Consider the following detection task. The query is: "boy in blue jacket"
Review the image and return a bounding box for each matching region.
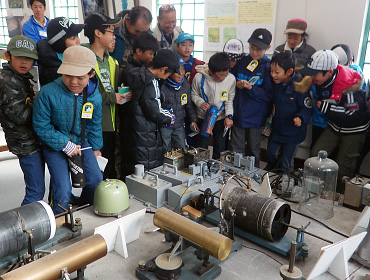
[231,28,273,167]
[267,52,313,171]
[33,45,103,214]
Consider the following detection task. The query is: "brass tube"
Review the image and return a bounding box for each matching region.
[153,207,232,261]
[1,234,107,280]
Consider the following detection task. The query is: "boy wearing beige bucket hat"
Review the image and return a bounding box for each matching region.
[33,45,103,214]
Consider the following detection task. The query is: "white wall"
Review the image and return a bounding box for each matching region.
[4,0,368,63]
[202,0,368,63]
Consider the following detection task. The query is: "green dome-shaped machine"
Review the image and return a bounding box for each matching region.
[94,179,130,217]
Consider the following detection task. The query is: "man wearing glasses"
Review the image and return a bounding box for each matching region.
[152,4,183,51]
[111,6,153,73]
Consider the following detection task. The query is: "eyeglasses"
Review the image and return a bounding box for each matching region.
[213,71,229,80]
[105,30,115,35]
[249,45,264,53]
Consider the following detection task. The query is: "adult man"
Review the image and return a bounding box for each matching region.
[111,6,152,73]
[22,0,50,43]
[152,4,183,50]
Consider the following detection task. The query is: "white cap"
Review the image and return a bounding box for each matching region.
[299,50,339,76]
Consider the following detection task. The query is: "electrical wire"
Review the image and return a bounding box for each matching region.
[344,264,366,280]
[291,209,349,238]
[242,245,283,266]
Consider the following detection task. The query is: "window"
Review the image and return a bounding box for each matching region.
[157,0,204,61]
[359,3,370,82]
[53,0,79,23]
[0,0,9,45]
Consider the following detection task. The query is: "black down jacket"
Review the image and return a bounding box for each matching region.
[37,38,62,86]
[120,66,172,177]
[0,64,40,156]
[160,78,198,129]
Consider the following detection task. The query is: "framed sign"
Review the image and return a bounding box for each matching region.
[81,0,107,19]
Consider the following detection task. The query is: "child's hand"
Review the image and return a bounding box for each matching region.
[294,117,302,127]
[125,91,132,101]
[70,145,82,157]
[224,117,233,128]
[201,102,211,111]
[93,150,102,158]
[115,92,123,104]
[236,80,252,90]
[190,122,199,132]
[316,101,322,109]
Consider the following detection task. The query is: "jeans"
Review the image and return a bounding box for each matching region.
[160,126,186,151]
[42,142,103,214]
[267,140,298,172]
[18,150,45,206]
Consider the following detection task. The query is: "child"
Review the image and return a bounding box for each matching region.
[192,52,235,159]
[300,50,369,193]
[120,31,159,87]
[120,49,179,177]
[176,33,204,85]
[84,12,123,179]
[160,56,198,151]
[223,38,244,69]
[273,19,316,69]
[37,17,84,86]
[0,35,45,206]
[267,52,312,171]
[231,28,273,167]
[33,45,103,214]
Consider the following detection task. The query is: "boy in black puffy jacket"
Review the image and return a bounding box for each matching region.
[160,56,198,151]
[120,49,179,177]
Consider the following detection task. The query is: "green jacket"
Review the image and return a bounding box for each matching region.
[84,44,119,132]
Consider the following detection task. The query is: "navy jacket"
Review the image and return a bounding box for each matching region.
[271,73,313,144]
[232,54,273,128]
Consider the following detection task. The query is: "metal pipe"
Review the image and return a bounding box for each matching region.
[288,241,297,273]
[153,207,232,261]
[0,234,107,280]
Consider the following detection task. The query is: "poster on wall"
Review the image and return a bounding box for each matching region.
[8,0,23,8]
[6,16,25,38]
[204,0,277,53]
[81,0,107,19]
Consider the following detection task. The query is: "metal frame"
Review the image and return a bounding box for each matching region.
[0,1,9,45]
[53,0,80,23]
[359,1,370,70]
[156,0,204,60]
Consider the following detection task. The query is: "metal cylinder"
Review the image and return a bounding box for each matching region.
[0,201,56,259]
[223,187,291,241]
[0,234,107,280]
[134,164,145,178]
[153,207,232,261]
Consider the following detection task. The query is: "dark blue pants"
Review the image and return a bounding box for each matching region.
[267,139,298,172]
[42,142,102,214]
[18,150,45,205]
[196,119,227,160]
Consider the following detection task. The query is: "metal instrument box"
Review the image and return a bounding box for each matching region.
[164,150,184,170]
[125,171,173,208]
[151,163,196,186]
[167,177,219,212]
[343,176,370,209]
[184,147,210,168]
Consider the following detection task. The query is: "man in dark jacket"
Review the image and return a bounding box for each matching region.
[301,50,370,193]
[0,35,45,206]
[111,6,152,73]
[120,49,179,177]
